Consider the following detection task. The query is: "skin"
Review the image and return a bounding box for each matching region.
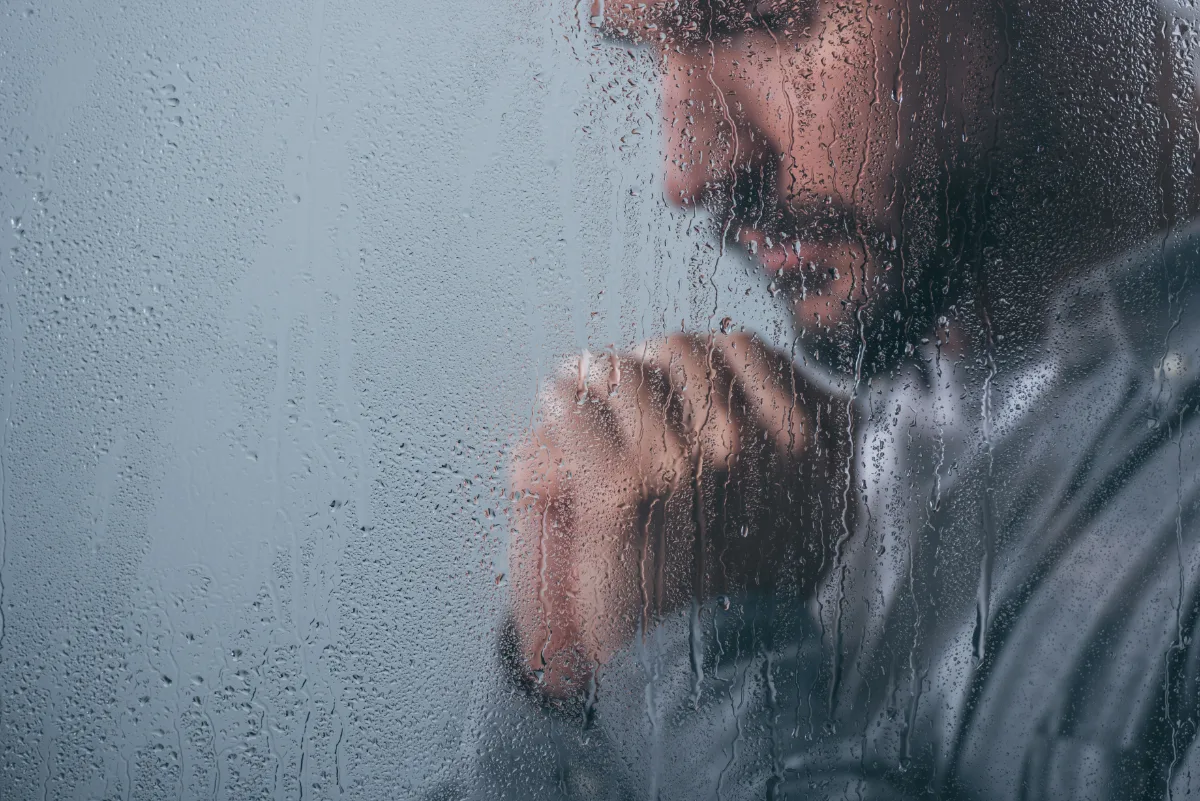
[510,332,847,694]
[508,0,1195,696]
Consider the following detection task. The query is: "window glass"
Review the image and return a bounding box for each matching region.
[4,1,1200,799]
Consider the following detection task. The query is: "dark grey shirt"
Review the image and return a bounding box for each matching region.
[430,225,1200,800]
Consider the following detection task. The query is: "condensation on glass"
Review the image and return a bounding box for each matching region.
[3,0,1200,799]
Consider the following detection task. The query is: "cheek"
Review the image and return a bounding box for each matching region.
[738,30,900,211]
[660,51,738,204]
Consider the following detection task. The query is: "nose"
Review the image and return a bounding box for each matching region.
[659,47,734,207]
[584,2,790,208]
[656,38,792,210]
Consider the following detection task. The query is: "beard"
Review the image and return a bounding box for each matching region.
[689,0,1186,379]
[708,160,958,378]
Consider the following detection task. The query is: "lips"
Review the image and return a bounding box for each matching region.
[736,228,803,271]
[735,226,848,274]
[720,174,860,275]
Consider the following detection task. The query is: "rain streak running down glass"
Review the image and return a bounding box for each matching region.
[5,1,1200,799]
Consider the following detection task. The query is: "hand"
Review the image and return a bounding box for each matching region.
[509,332,843,696]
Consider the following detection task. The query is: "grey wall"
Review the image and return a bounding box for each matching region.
[0,0,785,798]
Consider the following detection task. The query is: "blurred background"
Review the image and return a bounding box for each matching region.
[0,0,789,796]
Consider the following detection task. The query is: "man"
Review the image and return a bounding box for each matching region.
[432,1,1200,798]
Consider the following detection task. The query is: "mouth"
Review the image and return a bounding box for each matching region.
[731,207,862,286]
[728,203,896,311]
[715,168,858,269]
[708,164,895,302]
[735,228,804,271]
[734,227,851,275]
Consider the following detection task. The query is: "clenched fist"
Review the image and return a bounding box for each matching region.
[509,332,848,696]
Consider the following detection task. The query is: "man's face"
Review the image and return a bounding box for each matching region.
[597,0,1176,353]
[599,0,977,329]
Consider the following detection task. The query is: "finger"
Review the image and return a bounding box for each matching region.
[647,333,743,469]
[718,333,808,459]
[510,369,653,691]
[583,346,689,497]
